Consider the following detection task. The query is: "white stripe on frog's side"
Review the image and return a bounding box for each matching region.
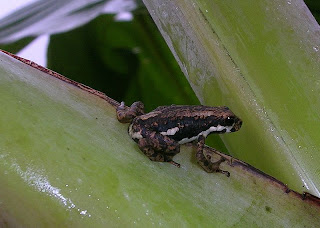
[129,123,143,139]
[160,127,180,136]
[129,125,181,140]
[129,123,234,142]
[178,124,234,144]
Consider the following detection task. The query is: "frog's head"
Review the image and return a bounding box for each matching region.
[198,106,242,135]
[226,115,242,132]
[211,106,242,133]
[222,107,242,132]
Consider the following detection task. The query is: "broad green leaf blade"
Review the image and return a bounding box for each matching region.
[0,0,139,44]
[142,0,320,196]
[1,51,320,227]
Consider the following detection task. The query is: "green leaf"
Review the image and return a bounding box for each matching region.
[1,50,320,227]
[142,0,320,196]
[47,14,199,110]
[0,37,35,54]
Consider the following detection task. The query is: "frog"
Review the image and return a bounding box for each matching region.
[116,101,242,176]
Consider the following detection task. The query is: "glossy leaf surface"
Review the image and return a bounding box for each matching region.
[143,0,320,196]
[0,51,319,227]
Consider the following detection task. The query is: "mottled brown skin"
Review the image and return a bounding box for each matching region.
[116,101,145,123]
[116,101,242,175]
[196,135,230,176]
[137,132,180,167]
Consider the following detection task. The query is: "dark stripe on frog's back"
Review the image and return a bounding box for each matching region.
[159,116,226,141]
[135,108,228,141]
[152,105,231,119]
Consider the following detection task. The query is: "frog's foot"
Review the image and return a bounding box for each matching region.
[169,160,181,168]
[196,135,230,177]
[207,156,230,177]
[116,101,145,123]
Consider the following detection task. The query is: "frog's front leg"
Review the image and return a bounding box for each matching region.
[116,101,145,123]
[196,135,230,177]
[138,132,181,167]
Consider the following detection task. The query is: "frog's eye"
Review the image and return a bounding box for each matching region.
[225,116,234,126]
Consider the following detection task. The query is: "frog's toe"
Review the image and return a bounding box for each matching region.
[218,169,230,177]
[145,150,166,162]
[168,160,181,168]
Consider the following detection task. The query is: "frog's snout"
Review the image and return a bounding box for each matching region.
[231,117,242,132]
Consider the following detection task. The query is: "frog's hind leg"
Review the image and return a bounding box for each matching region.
[139,147,180,168]
[116,101,145,123]
[137,133,181,167]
